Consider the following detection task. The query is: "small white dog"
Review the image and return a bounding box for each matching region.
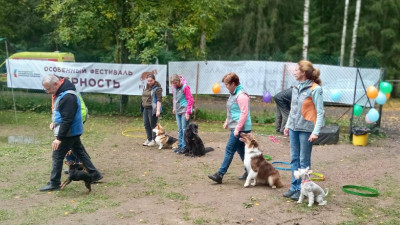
[294,167,328,207]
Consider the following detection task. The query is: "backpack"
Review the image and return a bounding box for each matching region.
[65,90,89,123]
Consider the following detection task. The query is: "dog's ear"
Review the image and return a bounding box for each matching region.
[251,139,258,148]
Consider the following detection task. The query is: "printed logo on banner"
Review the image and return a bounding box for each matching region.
[14,69,17,78]
[139,70,158,90]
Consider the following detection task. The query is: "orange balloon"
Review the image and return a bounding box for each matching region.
[212,83,221,94]
[366,86,378,99]
[385,93,390,100]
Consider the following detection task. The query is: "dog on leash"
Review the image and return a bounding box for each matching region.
[294,167,329,207]
[239,133,283,188]
[153,123,178,150]
[184,123,214,157]
[60,161,92,194]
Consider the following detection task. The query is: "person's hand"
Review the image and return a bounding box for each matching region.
[234,130,239,137]
[308,134,318,142]
[49,122,54,130]
[156,110,160,117]
[284,128,289,136]
[223,122,228,129]
[52,139,61,151]
[185,113,190,121]
[172,109,176,115]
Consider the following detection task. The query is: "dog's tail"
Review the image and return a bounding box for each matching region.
[205,147,214,153]
[325,188,329,197]
[272,176,284,188]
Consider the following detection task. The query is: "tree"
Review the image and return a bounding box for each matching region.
[340,0,350,66]
[349,0,362,67]
[302,0,310,60]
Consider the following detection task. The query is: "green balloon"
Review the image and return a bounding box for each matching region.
[379,81,392,94]
[353,104,363,116]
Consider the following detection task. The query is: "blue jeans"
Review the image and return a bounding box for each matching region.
[176,114,190,149]
[289,129,313,191]
[218,130,250,175]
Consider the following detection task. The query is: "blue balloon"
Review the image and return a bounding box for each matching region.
[367,108,380,122]
[375,91,387,105]
[330,90,341,101]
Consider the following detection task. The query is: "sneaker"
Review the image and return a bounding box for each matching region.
[177,148,188,155]
[143,140,150,146]
[208,172,223,184]
[283,189,297,198]
[173,148,180,153]
[175,148,183,154]
[64,168,69,174]
[290,191,301,201]
[147,140,155,146]
[39,182,60,192]
[238,171,248,180]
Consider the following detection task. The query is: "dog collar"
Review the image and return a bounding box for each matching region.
[302,180,311,183]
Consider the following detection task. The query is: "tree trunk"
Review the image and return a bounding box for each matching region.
[118,0,130,113]
[302,0,310,60]
[200,31,206,51]
[340,0,349,66]
[349,0,362,67]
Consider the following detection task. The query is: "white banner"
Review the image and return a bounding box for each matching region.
[6,59,167,96]
[168,61,382,105]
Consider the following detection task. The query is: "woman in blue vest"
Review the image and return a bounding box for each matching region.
[283,60,324,200]
[170,74,194,154]
[208,72,252,184]
[142,74,163,146]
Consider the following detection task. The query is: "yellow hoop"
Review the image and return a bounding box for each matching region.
[121,129,146,138]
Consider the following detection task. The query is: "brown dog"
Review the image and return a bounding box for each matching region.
[152,123,178,149]
[239,133,283,188]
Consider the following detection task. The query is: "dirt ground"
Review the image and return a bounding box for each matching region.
[2,100,400,225]
[53,126,399,225]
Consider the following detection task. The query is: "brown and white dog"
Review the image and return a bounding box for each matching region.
[239,133,283,188]
[152,123,178,150]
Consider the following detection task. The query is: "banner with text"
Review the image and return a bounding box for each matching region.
[6,59,167,96]
[168,61,382,105]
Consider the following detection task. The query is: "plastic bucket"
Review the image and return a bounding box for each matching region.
[353,133,368,146]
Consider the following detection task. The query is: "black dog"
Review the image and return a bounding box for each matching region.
[184,123,214,157]
[60,161,92,194]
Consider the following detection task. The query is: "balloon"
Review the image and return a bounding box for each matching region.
[365,115,373,124]
[330,90,341,101]
[385,93,390,100]
[366,86,378,99]
[367,108,379,122]
[212,83,221,94]
[375,91,387,105]
[353,104,363,116]
[263,91,272,103]
[379,81,392,94]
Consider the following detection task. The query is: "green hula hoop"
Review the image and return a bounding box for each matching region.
[263,154,272,161]
[342,185,379,197]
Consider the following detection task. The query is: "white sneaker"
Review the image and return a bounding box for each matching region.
[143,140,150,146]
[147,140,155,146]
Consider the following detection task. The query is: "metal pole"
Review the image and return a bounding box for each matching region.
[194,63,199,120]
[3,38,18,123]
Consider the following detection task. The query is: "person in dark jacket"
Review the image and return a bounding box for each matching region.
[273,87,292,134]
[40,75,103,192]
[141,74,163,147]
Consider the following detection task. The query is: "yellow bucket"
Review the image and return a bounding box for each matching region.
[352,133,368,146]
